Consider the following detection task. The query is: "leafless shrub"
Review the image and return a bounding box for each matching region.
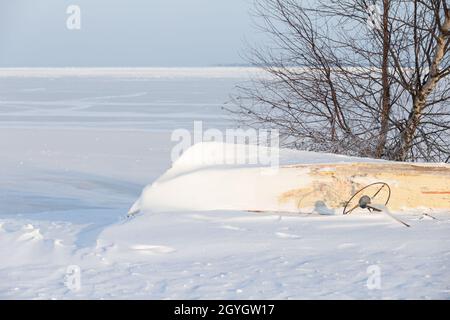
[229,0,450,162]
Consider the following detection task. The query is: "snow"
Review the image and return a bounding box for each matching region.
[0,69,449,299]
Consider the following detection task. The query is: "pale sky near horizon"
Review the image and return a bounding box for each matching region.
[0,0,262,67]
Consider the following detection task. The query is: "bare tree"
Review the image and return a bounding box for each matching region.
[230,0,450,162]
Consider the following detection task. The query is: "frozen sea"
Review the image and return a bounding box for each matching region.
[0,68,245,220]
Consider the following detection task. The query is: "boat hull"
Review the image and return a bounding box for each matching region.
[279,162,450,212]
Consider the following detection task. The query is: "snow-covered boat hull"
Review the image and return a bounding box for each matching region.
[130,143,450,214]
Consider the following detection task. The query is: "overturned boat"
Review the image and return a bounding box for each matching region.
[129,142,450,215]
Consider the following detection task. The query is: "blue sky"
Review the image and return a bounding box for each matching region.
[0,0,260,67]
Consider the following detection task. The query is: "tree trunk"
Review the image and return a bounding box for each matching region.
[375,0,391,158]
[396,11,450,161]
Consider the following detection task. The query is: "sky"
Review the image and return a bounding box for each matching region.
[0,0,260,67]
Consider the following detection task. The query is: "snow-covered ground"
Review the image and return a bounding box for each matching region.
[0,68,449,299]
